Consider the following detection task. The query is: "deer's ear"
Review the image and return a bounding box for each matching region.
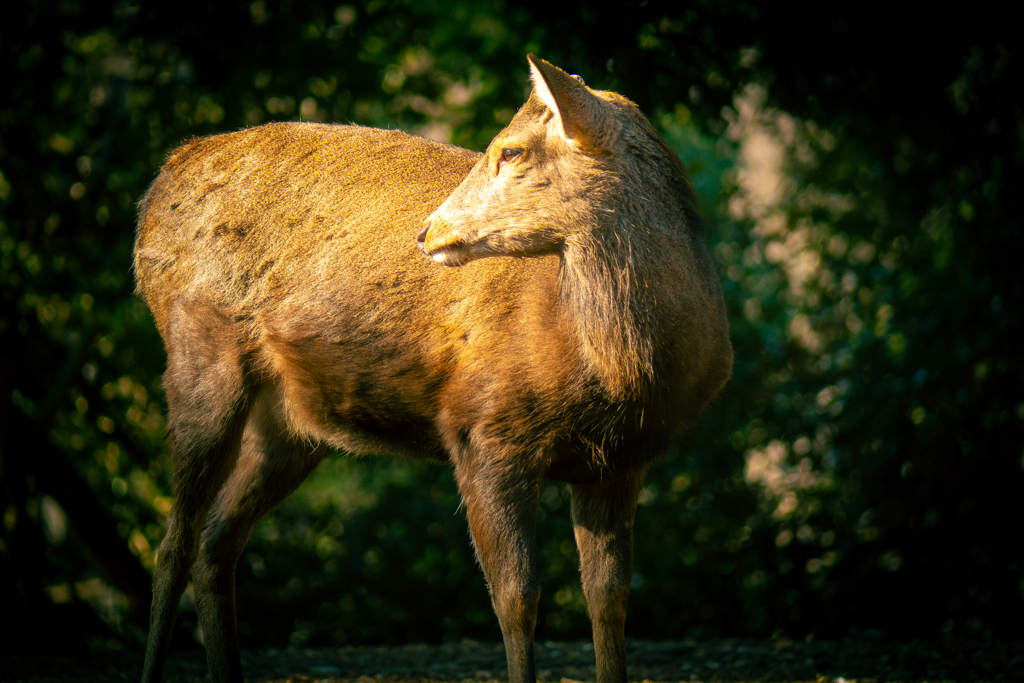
[528,54,614,150]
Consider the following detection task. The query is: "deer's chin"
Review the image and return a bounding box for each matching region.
[426,235,508,266]
[427,244,474,267]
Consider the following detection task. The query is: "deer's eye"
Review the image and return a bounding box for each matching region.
[500,148,523,164]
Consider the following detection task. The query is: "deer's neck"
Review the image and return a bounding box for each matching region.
[560,218,656,399]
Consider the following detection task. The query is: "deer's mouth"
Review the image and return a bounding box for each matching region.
[426,242,473,267]
[417,222,477,267]
[418,232,473,267]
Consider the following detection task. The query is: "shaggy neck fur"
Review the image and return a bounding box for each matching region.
[559,207,657,400]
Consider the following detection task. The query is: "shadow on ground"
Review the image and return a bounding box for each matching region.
[3,638,1022,682]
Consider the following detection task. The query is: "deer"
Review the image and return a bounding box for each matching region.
[133,54,732,683]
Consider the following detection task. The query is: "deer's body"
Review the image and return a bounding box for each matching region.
[135,57,731,683]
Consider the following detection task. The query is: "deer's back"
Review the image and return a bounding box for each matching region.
[135,124,485,333]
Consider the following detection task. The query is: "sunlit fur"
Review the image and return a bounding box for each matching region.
[134,56,731,683]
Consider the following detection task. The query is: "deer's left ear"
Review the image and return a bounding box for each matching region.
[528,54,616,150]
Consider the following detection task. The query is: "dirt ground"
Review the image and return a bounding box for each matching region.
[3,637,1022,682]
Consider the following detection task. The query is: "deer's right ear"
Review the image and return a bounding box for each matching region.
[527,54,615,150]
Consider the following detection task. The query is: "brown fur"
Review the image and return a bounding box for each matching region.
[135,56,731,683]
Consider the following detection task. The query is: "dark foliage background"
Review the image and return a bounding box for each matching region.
[1,0,1021,655]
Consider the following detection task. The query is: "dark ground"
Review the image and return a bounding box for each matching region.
[3,638,1023,682]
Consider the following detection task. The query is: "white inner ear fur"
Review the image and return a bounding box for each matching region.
[529,60,566,140]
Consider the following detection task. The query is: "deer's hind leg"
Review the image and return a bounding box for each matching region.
[142,302,253,683]
[191,384,326,683]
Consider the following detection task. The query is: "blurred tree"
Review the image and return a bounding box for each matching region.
[1,0,1020,654]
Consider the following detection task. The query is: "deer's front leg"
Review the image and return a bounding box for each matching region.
[570,467,647,683]
[456,458,542,683]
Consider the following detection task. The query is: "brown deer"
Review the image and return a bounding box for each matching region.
[134,55,731,683]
